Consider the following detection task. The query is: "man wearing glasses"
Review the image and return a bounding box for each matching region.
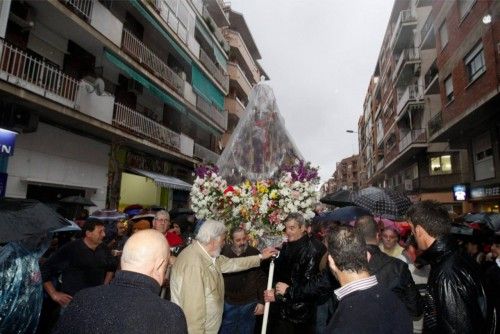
[153,210,183,249]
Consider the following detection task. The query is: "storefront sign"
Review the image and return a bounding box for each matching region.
[470,184,500,199]
[0,172,7,198]
[0,128,17,156]
[452,184,469,201]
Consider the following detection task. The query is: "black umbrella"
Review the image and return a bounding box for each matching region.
[320,189,356,207]
[59,195,96,207]
[353,187,412,220]
[0,199,70,243]
[319,206,371,223]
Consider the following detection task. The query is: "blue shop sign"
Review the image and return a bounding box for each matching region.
[0,128,17,156]
[452,184,469,201]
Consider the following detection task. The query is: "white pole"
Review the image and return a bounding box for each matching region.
[261,258,275,334]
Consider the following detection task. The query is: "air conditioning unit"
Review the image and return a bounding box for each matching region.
[127,80,143,95]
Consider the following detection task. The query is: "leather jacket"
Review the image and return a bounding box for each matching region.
[272,234,325,324]
[366,244,422,317]
[418,236,495,334]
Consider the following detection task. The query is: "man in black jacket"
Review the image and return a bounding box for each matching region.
[356,215,422,318]
[408,201,495,334]
[53,229,187,334]
[274,216,422,322]
[325,226,412,333]
[264,213,325,333]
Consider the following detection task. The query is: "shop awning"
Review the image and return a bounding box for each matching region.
[130,168,192,191]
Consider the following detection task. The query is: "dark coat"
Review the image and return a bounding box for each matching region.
[52,270,187,334]
[273,234,325,324]
[418,236,495,334]
[326,283,412,334]
[366,244,422,317]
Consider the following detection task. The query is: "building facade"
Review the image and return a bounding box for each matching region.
[358,0,499,214]
[321,154,360,196]
[0,0,263,212]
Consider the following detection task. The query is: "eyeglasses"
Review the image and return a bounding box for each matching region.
[155,218,170,222]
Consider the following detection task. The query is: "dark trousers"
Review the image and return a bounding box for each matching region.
[267,317,314,334]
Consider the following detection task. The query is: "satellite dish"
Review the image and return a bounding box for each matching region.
[86,78,106,96]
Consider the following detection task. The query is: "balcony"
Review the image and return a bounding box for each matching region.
[420,13,436,50]
[399,129,427,152]
[418,173,464,190]
[61,0,93,21]
[376,158,385,171]
[390,9,417,52]
[393,48,420,83]
[0,39,80,108]
[225,95,245,118]
[227,61,252,97]
[397,85,422,115]
[194,143,219,164]
[196,94,228,129]
[424,61,439,95]
[427,111,442,137]
[121,29,184,96]
[199,48,229,91]
[225,29,260,84]
[113,103,181,151]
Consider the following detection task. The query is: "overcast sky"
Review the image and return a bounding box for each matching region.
[229,0,394,184]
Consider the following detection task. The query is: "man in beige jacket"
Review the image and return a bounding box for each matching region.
[170,219,277,334]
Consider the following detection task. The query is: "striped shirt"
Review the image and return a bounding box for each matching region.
[334,275,378,300]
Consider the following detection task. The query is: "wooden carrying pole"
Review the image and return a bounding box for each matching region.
[261,258,275,334]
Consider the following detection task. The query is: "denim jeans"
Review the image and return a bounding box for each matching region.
[219,301,257,334]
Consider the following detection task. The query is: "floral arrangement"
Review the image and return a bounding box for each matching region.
[190,161,319,236]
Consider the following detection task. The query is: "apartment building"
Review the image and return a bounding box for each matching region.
[358,0,499,214]
[0,0,233,210]
[322,154,360,195]
[221,7,268,147]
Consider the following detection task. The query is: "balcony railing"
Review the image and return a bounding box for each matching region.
[199,48,229,91]
[194,143,219,164]
[376,158,385,171]
[196,94,228,129]
[393,48,420,81]
[61,0,94,21]
[0,39,80,107]
[399,128,427,151]
[428,112,442,137]
[122,29,184,96]
[390,9,417,47]
[397,84,421,115]
[113,103,181,150]
[420,13,434,43]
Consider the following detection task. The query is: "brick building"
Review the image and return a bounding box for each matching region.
[322,154,360,196]
[358,0,499,214]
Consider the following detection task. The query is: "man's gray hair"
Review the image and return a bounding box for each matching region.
[196,219,227,244]
[155,210,169,219]
[284,213,307,227]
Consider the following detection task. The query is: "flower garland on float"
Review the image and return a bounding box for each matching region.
[190,160,319,237]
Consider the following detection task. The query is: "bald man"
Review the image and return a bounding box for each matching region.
[53,230,187,334]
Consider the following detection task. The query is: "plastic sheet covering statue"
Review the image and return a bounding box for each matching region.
[217,83,303,184]
[0,234,50,333]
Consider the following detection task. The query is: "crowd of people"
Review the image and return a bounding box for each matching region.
[33,201,498,333]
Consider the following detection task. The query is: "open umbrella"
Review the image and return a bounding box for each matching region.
[320,189,356,207]
[320,206,371,223]
[59,195,96,206]
[53,219,82,233]
[353,187,412,220]
[89,209,127,221]
[0,199,70,243]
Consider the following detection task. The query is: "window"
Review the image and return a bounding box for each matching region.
[444,76,453,102]
[458,0,475,19]
[465,43,485,83]
[473,133,495,180]
[439,22,448,49]
[430,155,452,175]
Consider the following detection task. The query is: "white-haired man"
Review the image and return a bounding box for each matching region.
[170,219,277,334]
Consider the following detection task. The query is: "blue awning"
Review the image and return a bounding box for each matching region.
[191,65,224,110]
